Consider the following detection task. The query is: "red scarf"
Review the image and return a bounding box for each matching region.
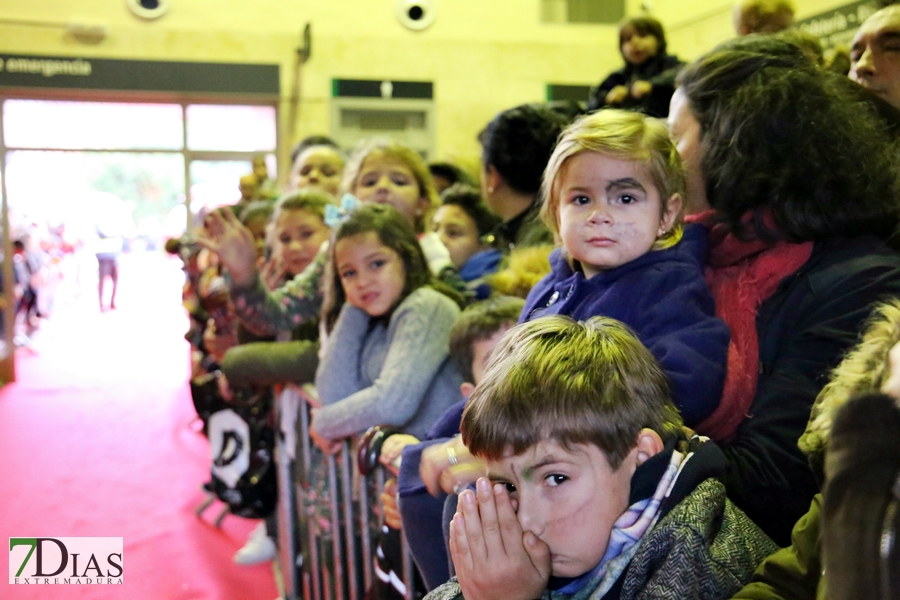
[687,211,813,442]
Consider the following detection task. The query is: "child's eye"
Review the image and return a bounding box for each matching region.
[496,481,516,495]
[617,194,638,205]
[545,474,568,487]
[298,230,314,240]
[340,269,356,279]
[279,235,291,245]
[391,175,411,186]
[300,166,313,176]
[571,195,591,206]
[321,167,336,176]
[370,259,386,269]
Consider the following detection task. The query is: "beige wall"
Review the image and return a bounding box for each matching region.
[0,0,864,176]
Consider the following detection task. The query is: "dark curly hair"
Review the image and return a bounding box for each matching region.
[478,103,569,195]
[677,35,900,242]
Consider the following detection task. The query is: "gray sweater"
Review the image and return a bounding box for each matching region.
[313,287,464,440]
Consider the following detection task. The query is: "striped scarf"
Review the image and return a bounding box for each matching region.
[551,445,694,600]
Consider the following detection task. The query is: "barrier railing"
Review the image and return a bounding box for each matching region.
[274,383,417,600]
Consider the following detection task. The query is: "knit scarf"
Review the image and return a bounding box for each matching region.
[687,211,813,442]
[550,447,691,600]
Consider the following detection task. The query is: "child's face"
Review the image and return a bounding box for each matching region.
[556,152,678,278]
[470,327,512,386]
[290,146,344,196]
[276,209,331,276]
[487,439,633,578]
[353,152,429,228]
[432,204,482,270]
[621,26,659,65]
[335,231,407,317]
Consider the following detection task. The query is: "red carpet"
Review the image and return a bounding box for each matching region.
[0,251,279,599]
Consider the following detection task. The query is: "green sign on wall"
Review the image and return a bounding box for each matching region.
[0,54,279,96]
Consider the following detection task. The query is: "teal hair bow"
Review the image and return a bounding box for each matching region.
[324,193,362,228]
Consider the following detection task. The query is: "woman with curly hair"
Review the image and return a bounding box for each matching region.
[668,34,900,546]
[733,299,900,599]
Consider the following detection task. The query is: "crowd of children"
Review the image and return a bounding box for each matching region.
[168,5,900,598]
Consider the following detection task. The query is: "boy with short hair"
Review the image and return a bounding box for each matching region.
[429,315,777,600]
[376,296,525,592]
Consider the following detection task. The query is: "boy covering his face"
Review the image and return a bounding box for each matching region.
[428,316,776,600]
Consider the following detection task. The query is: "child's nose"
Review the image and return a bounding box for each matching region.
[515,496,543,536]
[588,205,613,224]
[854,47,876,76]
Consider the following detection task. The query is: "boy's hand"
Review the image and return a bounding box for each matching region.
[195,208,258,287]
[380,477,403,530]
[450,477,550,600]
[379,434,420,471]
[421,436,485,497]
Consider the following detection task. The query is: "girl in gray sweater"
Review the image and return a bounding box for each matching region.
[311,203,465,451]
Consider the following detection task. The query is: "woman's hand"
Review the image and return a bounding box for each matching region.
[195,208,259,287]
[420,436,486,497]
[605,85,629,105]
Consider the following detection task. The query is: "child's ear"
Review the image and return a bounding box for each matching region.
[460,382,476,400]
[634,429,664,465]
[658,193,683,237]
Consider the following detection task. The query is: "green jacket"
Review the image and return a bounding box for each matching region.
[730,494,824,600]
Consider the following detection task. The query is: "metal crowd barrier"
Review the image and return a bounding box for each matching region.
[274,383,417,600]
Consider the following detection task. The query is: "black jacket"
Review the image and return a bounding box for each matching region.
[720,236,900,547]
[587,53,685,118]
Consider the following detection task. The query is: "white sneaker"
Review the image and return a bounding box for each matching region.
[233,522,277,565]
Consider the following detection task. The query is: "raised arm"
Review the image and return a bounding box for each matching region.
[197,206,325,336]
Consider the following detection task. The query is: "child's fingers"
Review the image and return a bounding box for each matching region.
[493,482,523,555]
[193,231,219,253]
[473,477,506,557]
[220,206,239,226]
[457,489,488,562]
[449,512,470,570]
[522,531,552,579]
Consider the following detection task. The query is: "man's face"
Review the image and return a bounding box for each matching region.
[850,6,900,110]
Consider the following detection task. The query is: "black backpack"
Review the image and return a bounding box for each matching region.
[190,374,277,519]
